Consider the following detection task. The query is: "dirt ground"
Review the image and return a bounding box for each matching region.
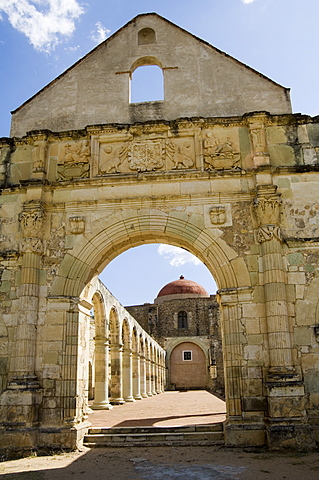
[1,392,318,479]
[1,445,319,480]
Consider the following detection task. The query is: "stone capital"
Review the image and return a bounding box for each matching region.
[19,201,45,238]
[253,187,281,227]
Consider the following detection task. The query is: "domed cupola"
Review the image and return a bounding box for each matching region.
[154,275,210,303]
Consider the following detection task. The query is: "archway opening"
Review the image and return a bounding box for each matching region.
[81,242,225,427]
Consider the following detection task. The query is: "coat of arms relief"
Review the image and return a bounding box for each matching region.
[98,137,195,174]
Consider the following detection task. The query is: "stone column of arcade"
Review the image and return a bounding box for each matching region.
[122,338,135,402]
[254,185,309,448]
[132,350,142,400]
[92,335,113,409]
[109,342,125,404]
[146,355,153,396]
[140,353,148,398]
[0,201,44,438]
[151,358,157,395]
[156,354,161,394]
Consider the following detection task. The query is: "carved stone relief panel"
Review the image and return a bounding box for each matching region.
[203,127,241,171]
[96,133,197,175]
[166,137,195,170]
[31,134,48,173]
[248,115,270,167]
[57,139,91,180]
[128,139,165,172]
[69,216,86,234]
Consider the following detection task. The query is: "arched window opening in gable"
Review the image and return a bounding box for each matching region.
[178,310,188,329]
[138,28,156,45]
[130,65,164,103]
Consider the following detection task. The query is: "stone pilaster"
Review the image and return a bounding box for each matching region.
[218,287,266,447]
[254,185,311,449]
[248,113,270,167]
[31,132,48,180]
[254,186,294,375]
[0,202,45,446]
[11,201,45,386]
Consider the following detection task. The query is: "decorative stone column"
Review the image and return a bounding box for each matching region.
[122,343,135,402]
[92,336,113,409]
[132,351,142,400]
[140,355,148,398]
[109,343,124,404]
[254,186,294,375]
[0,201,44,448]
[254,185,310,449]
[13,201,45,386]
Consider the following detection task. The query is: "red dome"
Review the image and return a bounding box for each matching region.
[156,276,209,298]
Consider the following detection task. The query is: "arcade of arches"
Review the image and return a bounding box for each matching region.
[1,13,319,454]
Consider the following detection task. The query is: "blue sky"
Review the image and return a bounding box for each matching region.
[1,0,318,304]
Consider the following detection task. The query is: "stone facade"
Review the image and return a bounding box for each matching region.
[126,294,224,393]
[1,13,319,453]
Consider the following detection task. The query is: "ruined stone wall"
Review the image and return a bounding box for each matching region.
[10,13,291,138]
[1,112,319,451]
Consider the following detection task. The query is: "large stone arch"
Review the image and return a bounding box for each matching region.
[51,210,250,298]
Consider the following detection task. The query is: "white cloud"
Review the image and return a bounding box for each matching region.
[242,0,256,3]
[0,0,84,52]
[157,244,202,267]
[90,21,110,44]
[65,44,80,52]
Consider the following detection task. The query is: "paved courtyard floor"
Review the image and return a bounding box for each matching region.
[88,390,226,427]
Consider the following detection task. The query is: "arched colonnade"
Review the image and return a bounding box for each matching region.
[80,277,166,411]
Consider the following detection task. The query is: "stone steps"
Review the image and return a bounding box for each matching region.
[84,423,224,447]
